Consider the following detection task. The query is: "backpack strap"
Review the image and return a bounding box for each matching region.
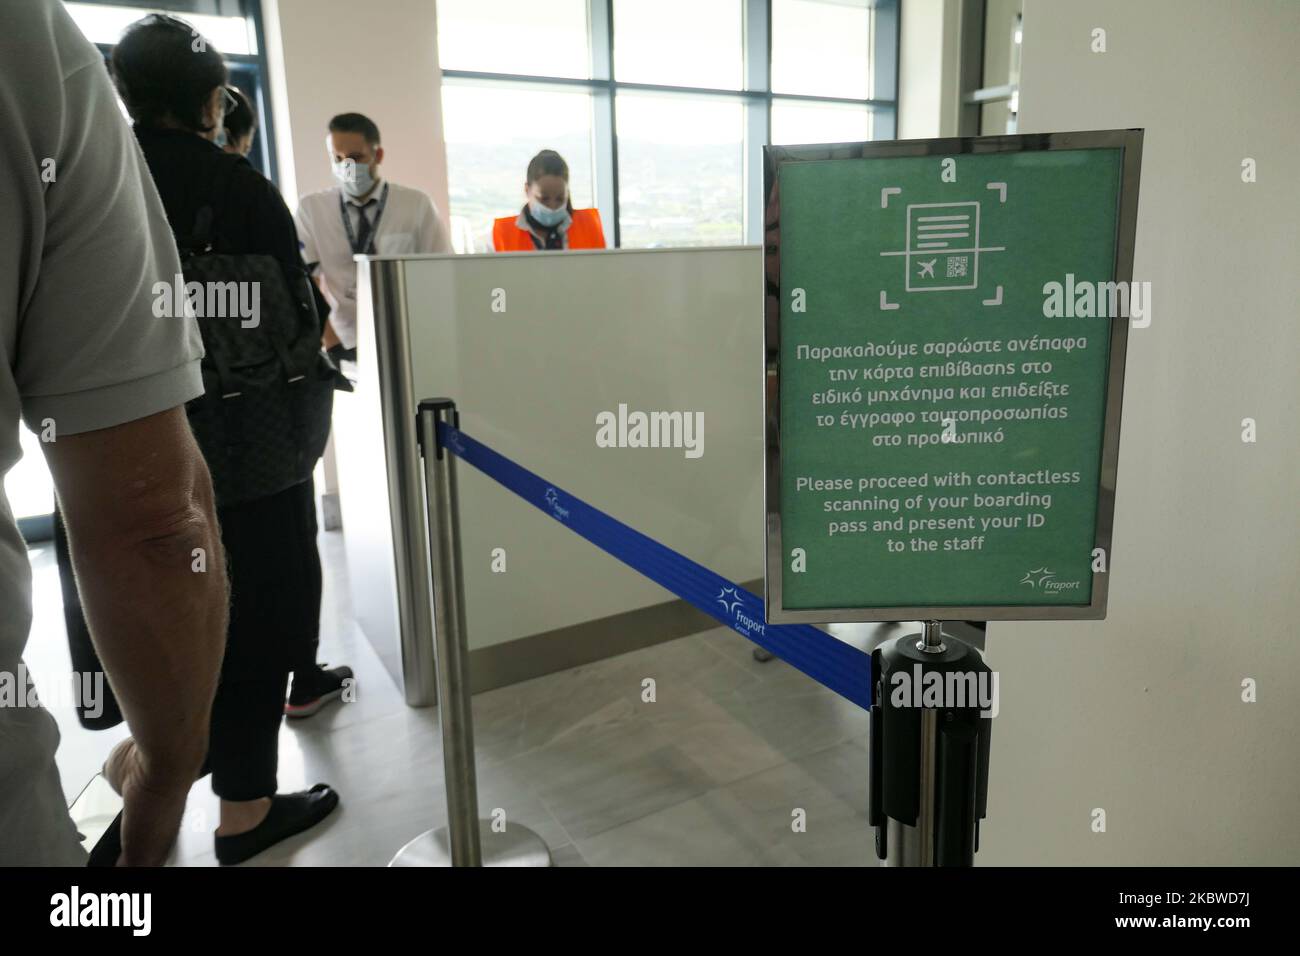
[178,152,243,256]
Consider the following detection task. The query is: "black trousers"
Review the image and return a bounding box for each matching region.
[208,477,322,800]
[55,478,323,801]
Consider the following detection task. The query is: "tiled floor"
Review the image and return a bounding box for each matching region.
[24,526,914,867]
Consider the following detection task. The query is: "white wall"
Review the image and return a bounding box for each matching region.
[898,0,965,139]
[262,0,451,218]
[981,0,1300,865]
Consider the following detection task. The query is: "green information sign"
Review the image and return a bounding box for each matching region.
[764,131,1143,623]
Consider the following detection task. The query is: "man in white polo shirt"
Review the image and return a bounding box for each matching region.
[295,112,452,362]
[2,0,228,864]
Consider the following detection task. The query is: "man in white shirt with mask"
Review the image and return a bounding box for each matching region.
[295,112,452,361]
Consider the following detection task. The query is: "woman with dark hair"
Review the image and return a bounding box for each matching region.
[219,85,257,158]
[492,149,606,251]
[105,13,341,865]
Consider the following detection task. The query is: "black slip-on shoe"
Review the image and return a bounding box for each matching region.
[214,784,340,866]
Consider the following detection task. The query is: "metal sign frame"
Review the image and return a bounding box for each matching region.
[763,129,1144,623]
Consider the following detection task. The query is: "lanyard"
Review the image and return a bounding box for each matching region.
[339,182,390,255]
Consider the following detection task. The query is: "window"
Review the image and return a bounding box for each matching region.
[771,0,873,99]
[771,99,874,146]
[613,0,743,91]
[438,0,899,249]
[443,82,597,253]
[63,1,280,183]
[436,0,591,79]
[64,2,257,54]
[616,93,744,248]
[9,429,55,527]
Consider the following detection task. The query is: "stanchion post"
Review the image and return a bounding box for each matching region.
[870,620,991,866]
[389,399,552,867]
[417,399,481,866]
[915,620,944,866]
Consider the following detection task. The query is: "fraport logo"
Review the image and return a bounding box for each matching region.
[1019,567,1081,592]
[543,487,570,522]
[445,428,466,457]
[1020,567,1057,588]
[717,586,744,615]
[717,586,765,638]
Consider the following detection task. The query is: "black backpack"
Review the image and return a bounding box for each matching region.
[177,159,340,507]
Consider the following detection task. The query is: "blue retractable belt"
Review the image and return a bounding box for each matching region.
[437,421,874,711]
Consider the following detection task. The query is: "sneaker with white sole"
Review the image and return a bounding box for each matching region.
[285,664,354,719]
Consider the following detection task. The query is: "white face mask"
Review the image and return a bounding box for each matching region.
[528,200,570,228]
[333,158,376,198]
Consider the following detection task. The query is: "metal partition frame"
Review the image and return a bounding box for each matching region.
[368,259,439,706]
[362,246,764,703]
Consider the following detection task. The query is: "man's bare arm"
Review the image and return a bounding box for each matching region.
[42,406,227,863]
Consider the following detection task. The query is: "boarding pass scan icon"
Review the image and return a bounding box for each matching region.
[896,202,989,291]
[877,183,1009,309]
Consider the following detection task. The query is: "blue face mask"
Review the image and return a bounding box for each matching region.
[214,127,228,148]
[528,200,570,229]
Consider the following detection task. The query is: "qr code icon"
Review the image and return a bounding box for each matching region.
[945,255,969,278]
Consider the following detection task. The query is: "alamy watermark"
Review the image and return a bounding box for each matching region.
[152,274,260,328]
[1,665,104,719]
[889,663,999,718]
[50,886,150,936]
[1042,273,1151,328]
[595,403,704,459]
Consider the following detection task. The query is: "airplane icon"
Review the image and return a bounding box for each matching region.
[917,258,937,278]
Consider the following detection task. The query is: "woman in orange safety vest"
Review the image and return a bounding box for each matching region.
[492,149,606,252]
